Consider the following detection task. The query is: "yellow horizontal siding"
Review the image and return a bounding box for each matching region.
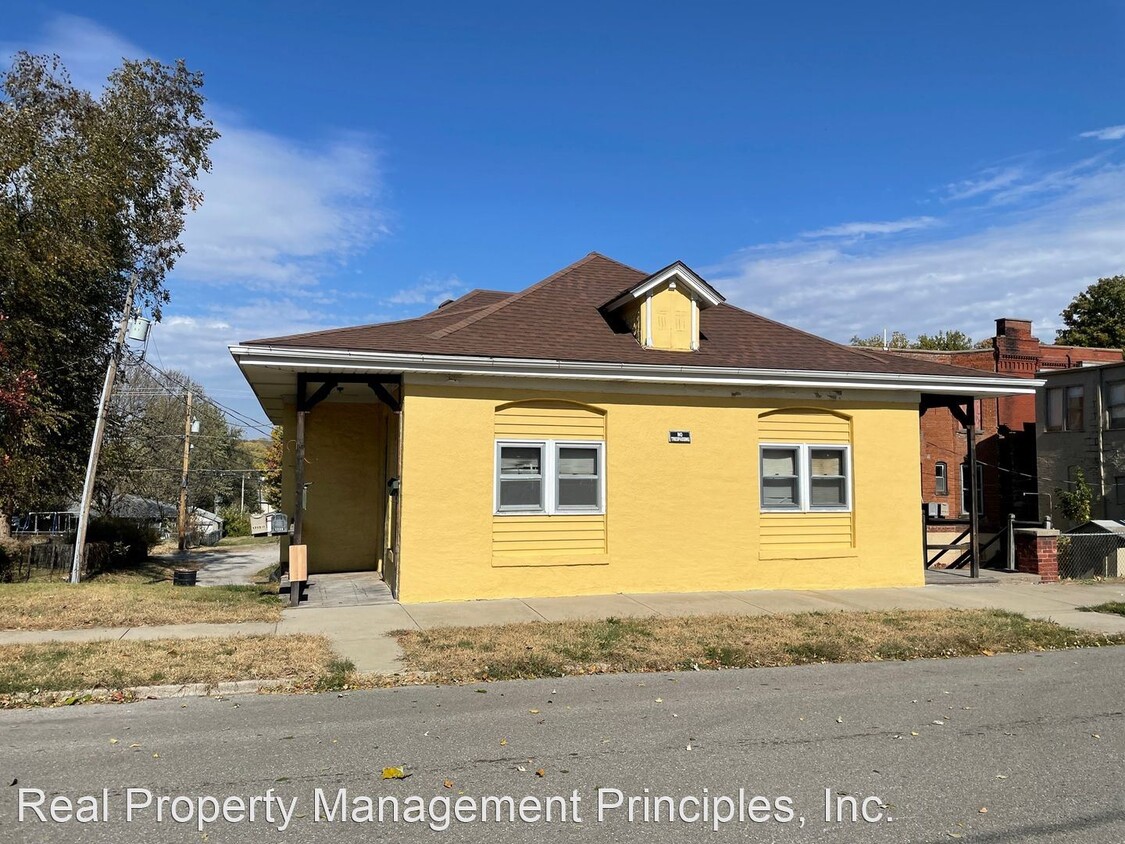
[495,423,604,439]
[495,403,606,441]
[492,516,607,555]
[760,512,853,547]
[492,401,607,560]
[760,409,850,444]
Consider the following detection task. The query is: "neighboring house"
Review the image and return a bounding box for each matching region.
[892,320,1121,534]
[230,253,1034,603]
[1036,361,1125,529]
[11,496,224,545]
[107,496,224,546]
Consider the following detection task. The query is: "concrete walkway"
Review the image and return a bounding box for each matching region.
[3,580,1124,675]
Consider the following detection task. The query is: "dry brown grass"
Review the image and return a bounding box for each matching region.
[397,609,1125,681]
[0,634,342,696]
[0,577,282,630]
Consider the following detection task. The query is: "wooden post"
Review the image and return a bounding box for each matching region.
[967,400,981,579]
[290,408,307,606]
[392,401,404,598]
[293,409,306,546]
[177,390,193,551]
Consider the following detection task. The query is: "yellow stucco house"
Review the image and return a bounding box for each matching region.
[231,253,1033,603]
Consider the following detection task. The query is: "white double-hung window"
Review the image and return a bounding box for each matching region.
[760,444,851,512]
[495,440,604,514]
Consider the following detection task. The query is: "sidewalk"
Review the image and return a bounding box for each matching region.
[3,580,1124,674]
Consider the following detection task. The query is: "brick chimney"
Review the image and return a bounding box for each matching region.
[995,318,1033,339]
[992,317,1041,378]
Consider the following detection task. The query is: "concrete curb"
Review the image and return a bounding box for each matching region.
[2,678,294,707]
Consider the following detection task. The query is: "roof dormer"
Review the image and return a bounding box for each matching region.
[602,261,724,352]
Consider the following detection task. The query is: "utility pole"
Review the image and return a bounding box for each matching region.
[70,276,138,584]
[177,390,194,551]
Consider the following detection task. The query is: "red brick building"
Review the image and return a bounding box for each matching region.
[892,318,1122,534]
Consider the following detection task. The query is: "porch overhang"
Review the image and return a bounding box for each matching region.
[230,343,1043,423]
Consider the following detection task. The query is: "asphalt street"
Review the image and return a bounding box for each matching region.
[1,647,1123,843]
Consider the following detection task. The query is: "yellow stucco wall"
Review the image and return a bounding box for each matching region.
[396,383,924,602]
[279,400,387,574]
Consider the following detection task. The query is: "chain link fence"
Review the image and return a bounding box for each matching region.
[1057,533,1125,580]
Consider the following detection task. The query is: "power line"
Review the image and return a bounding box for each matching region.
[121,352,274,437]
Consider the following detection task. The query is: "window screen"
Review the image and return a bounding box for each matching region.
[761,447,800,509]
[556,445,600,510]
[497,445,544,511]
[809,447,848,508]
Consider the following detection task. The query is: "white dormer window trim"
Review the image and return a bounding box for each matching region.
[603,261,725,313]
[644,296,653,347]
[690,294,699,351]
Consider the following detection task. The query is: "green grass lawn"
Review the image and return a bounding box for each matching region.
[0,560,281,630]
[1079,601,1125,617]
[396,609,1125,682]
[0,635,348,698]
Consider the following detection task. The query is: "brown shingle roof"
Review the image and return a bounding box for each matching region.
[242,253,1011,379]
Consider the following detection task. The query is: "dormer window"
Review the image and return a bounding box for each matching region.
[602,261,724,352]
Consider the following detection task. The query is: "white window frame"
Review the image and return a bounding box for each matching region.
[759,443,852,513]
[494,439,605,516]
[494,441,546,513]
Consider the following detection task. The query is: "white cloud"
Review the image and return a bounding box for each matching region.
[0,13,142,90]
[943,166,1024,202]
[5,14,389,424]
[1080,124,1125,141]
[177,123,384,290]
[709,161,1125,346]
[801,216,937,239]
[384,276,468,306]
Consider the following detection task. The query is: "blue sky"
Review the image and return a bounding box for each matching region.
[6,2,1125,427]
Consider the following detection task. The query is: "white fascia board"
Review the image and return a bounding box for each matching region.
[229,344,1043,397]
[603,263,724,311]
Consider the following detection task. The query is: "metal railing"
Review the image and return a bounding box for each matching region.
[1057,533,1125,580]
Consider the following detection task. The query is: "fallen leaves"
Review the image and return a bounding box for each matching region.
[381,767,409,780]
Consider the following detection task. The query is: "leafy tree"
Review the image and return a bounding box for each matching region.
[1056,468,1093,526]
[97,368,258,516]
[850,331,911,349]
[0,53,217,532]
[261,427,285,510]
[914,330,973,351]
[1056,275,1125,349]
[850,330,973,350]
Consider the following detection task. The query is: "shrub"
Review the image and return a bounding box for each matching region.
[69,518,160,566]
[220,507,251,537]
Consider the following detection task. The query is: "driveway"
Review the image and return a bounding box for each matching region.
[182,542,280,587]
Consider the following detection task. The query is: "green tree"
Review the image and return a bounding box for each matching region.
[260,427,285,510]
[0,53,217,533]
[1056,275,1125,349]
[98,368,258,516]
[914,330,973,351]
[1056,468,1093,526]
[850,330,973,350]
[850,331,911,349]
